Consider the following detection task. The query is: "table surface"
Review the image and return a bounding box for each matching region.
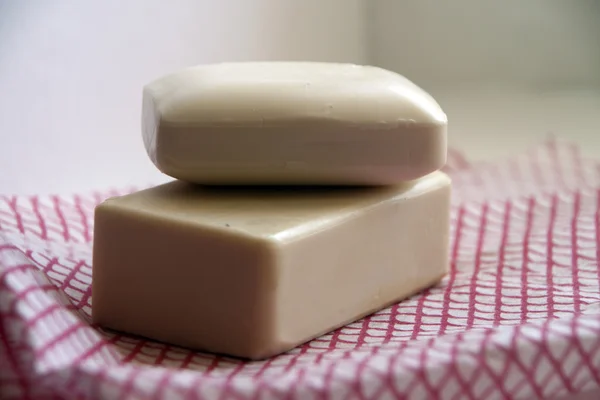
[437,86,600,162]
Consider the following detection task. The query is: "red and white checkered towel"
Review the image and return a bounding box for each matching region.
[1,139,600,399]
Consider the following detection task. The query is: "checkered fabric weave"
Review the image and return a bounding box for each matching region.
[1,139,600,399]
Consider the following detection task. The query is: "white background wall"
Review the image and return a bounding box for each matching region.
[368,0,600,91]
[0,0,366,194]
[1,0,599,194]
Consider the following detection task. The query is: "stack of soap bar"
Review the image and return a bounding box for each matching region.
[92,62,451,360]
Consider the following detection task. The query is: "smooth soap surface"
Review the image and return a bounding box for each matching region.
[92,172,451,359]
[143,62,447,185]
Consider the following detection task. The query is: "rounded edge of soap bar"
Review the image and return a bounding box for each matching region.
[142,61,448,185]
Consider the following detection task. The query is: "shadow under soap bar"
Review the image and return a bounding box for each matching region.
[91,172,451,359]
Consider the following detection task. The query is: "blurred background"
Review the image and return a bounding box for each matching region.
[1,0,599,194]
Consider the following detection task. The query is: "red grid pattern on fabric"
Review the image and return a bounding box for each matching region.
[1,141,600,399]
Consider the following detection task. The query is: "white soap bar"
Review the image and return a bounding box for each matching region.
[142,62,447,185]
[92,171,451,359]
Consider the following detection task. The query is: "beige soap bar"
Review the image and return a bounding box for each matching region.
[92,171,451,359]
[143,62,447,185]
